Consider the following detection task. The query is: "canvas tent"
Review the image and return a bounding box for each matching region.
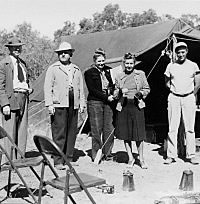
[29,19,200,139]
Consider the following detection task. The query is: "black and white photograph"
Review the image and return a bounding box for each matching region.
[0,0,200,203]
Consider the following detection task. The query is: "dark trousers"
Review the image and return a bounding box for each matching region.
[51,92,78,165]
[2,93,28,162]
[88,100,114,160]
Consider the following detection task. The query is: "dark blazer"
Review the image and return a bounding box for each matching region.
[84,64,114,102]
[0,55,28,110]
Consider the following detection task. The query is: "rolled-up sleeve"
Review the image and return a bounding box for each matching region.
[164,64,171,78]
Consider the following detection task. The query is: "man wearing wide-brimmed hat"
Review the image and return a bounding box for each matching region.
[0,37,32,161]
[44,41,86,170]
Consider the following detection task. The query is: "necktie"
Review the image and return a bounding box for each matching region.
[16,59,24,82]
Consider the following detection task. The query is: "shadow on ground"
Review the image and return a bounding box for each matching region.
[73,148,86,162]
[0,183,48,203]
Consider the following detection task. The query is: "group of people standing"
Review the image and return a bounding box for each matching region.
[44,40,200,170]
[44,41,151,170]
[0,37,199,171]
[42,41,151,170]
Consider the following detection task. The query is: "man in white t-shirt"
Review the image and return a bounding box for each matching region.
[164,42,200,165]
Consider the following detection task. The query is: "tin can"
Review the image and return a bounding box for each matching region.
[102,185,115,194]
[123,170,135,191]
[179,170,193,191]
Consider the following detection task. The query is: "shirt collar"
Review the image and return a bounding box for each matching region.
[10,55,18,64]
[92,64,105,73]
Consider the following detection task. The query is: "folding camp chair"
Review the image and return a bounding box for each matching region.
[0,126,43,204]
[33,135,106,204]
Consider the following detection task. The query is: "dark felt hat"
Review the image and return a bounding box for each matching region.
[5,37,25,47]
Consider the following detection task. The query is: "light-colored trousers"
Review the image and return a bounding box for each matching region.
[1,100,28,163]
[167,93,196,159]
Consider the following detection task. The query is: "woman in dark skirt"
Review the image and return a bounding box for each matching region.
[114,53,150,169]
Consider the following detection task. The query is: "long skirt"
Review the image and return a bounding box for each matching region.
[115,99,146,141]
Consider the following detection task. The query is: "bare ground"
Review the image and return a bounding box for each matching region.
[1,129,200,204]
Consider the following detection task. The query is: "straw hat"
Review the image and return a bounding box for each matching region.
[55,42,75,52]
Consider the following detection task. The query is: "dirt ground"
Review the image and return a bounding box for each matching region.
[1,129,200,204]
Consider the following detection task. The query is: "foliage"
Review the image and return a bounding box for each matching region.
[78,18,94,34]
[180,14,200,29]
[0,3,200,84]
[77,3,126,34]
[77,5,160,34]
[54,20,76,42]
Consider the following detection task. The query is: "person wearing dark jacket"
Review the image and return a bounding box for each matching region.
[0,37,32,162]
[84,48,115,162]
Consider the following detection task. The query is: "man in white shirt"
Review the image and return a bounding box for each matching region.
[0,37,32,161]
[164,42,200,165]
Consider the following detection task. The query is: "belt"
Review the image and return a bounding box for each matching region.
[171,91,193,97]
[14,90,28,94]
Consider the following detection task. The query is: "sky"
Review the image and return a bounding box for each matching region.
[0,0,200,39]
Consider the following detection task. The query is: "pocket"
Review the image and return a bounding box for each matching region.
[52,93,60,104]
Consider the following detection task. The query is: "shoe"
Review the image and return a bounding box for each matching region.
[64,161,79,167]
[188,157,199,165]
[139,161,148,169]
[70,161,79,166]
[55,164,66,170]
[127,159,135,168]
[164,157,176,165]
[104,154,114,161]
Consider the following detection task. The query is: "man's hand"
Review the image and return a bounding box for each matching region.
[135,92,143,100]
[79,107,85,113]
[3,105,10,115]
[113,89,120,99]
[28,88,34,94]
[122,88,128,94]
[48,105,55,115]
[108,95,114,102]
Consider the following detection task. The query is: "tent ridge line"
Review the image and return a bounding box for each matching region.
[105,36,172,65]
